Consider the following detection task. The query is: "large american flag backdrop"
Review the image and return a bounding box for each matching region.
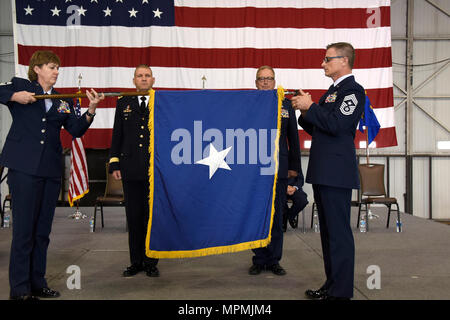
[12,0,397,149]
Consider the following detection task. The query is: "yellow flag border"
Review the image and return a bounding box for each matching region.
[145,89,282,259]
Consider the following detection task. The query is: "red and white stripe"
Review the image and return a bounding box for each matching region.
[68,137,89,206]
[14,0,397,149]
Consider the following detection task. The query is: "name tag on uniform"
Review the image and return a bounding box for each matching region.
[281,109,289,118]
[57,100,71,114]
[325,92,337,103]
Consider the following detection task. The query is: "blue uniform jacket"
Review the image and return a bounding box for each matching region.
[0,77,92,177]
[278,99,301,179]
[298,75,365,189]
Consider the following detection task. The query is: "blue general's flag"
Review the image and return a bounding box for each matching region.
[146,89,283,258]
[359,94,381,145]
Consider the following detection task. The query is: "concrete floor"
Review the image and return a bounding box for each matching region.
[1,205,450,301]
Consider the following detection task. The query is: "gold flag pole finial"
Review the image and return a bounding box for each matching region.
[201,75,207,89]
[77,73,82,92]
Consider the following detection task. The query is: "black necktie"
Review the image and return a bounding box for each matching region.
[139,96,146,113]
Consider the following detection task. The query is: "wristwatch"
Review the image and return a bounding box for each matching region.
[86,111,96,118]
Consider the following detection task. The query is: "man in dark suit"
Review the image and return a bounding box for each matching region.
[283,167,308,232]
[249,66,301,276]
[291,42,365,300]
[108,64,159,278]
[0,50,103,300]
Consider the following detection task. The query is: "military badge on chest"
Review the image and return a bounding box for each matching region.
[57,100,71,113]
[123,105,132,120]
[340,94,358,115]
[281,109,290,118]
[325,92,337,103]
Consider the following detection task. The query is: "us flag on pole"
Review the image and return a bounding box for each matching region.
[13,0,397,149]
[68,96,89,207]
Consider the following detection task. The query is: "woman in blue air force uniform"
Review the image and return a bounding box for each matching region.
[0,50,104,300]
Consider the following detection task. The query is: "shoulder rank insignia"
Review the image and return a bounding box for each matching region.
[57,100,71,114]
[0,81,12,86]
[281,109,289,118]
[325,92,337,103]
[123,105,132,113]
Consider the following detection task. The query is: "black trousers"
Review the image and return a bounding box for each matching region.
[122,179,158,267]
[313,184,354,298]
[8,169,60,297]
[252,178,286,266]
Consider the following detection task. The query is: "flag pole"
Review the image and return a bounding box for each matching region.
[365,126,370,164]
[68,74,88,220]
[36,89,299,100]
[365,126,379,220]
[34,90,152,100]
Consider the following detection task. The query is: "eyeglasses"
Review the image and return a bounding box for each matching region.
[323,56,344,63]
[256,77,275,82]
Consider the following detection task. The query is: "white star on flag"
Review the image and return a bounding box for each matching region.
[196,143,232,179]
[50,6,61,16]
[103,7,112,17]
[153,8,163,18]
[129,8,138,18]
[77,6,87,16]
[24,5,34,15]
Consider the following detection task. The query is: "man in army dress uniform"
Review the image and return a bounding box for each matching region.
[291,42,365,300]
[108,65,159,277]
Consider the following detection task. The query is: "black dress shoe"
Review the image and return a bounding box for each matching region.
[10,294,40,301]
[145,265,160,277]
[248,264,264,275]
[289,214,298,229]
[123,264,143,277]
[268,264,286,276]
[305,288,328,300]
[31,287,60,298]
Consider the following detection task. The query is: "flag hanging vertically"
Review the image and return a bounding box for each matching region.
[68,96,89,206]
[13,0,397,150]
[359,94,381,145]
[146,89,282,258]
